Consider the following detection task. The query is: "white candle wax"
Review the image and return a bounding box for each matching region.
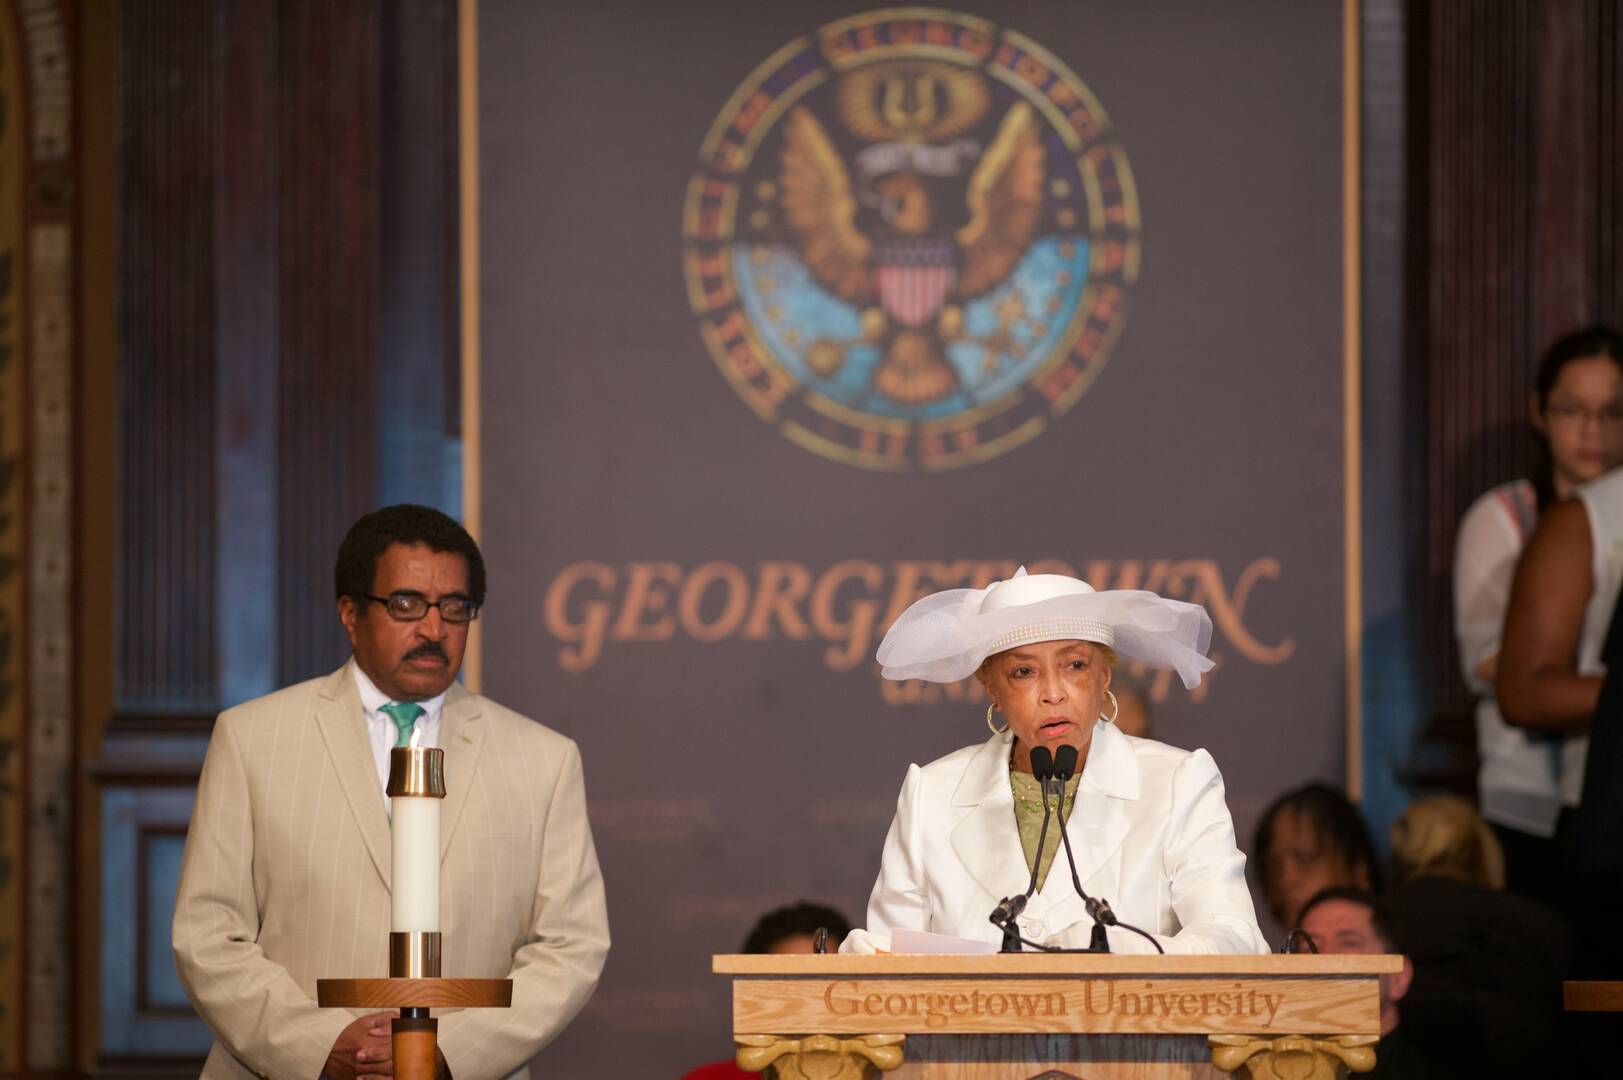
[391,794,440,932]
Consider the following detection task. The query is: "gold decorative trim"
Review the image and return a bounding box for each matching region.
[389,931,444,979]
[1343,0,1363,800]
[459,0,483,693]
[736,1033,906,1079]
[1210,1033,1379,1078]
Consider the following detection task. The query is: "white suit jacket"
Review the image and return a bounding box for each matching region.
[843,721,1267,955]
[172,663,610,1080]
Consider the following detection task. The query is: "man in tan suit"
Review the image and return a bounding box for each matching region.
[173,505,609,1080]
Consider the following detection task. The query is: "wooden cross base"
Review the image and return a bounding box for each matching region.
[318,978,513,1080]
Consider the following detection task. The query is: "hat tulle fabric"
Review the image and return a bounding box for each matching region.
[876,568,1215,688]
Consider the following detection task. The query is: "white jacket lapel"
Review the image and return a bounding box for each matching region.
[948,733,1030,904]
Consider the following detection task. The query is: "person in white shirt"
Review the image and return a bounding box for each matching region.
[841,569,1266,956]
[1454,325,1623,902]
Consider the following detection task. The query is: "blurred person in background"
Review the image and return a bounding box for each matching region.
[1455,326,1623,905]
[740,901,852,956]
[1298,888,1426,1080]
[1382,796,1568,1077]
[1253,783,1381,933]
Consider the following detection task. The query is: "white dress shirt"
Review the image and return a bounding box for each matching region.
[351,661,445,800]
[1454,479,1563,835]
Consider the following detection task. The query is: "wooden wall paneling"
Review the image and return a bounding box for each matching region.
[97,786,211,1064]
[1412,0,1623,794]
[78,0,121,1067]
[1599,1,1623,327]
[117,0,218,710]
[1424,0,1536,711]
[0,3,27,1067]
[1532,0,1596,349]
[215,0,280,709]
[275,0,382,686]
[1406,0,1539,791]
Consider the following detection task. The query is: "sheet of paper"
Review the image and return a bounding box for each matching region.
[888,928,1000,955]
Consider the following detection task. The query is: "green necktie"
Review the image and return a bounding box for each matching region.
[380,701,425,748]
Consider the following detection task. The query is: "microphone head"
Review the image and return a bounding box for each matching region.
[1029,745,1054,781]
[1053,744,1079,780]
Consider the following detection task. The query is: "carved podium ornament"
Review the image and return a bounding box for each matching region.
[1209,1034,1378,1079]
[735,1033,906,1079]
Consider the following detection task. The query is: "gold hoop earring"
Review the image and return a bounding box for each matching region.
[986,703,1009,736]
[1103,690,1119,725]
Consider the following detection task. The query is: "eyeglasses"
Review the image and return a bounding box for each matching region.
[365,593,480,623]
[1546,401,1623,427]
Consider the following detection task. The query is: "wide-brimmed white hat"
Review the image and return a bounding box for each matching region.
[876,568,1214,688]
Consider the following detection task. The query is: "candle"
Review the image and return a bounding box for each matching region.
[388,727,446,935]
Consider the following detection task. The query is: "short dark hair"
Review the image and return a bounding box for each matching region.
[741,901,852,954]
[1254,782,1383,893]
[334,504,486,608]
[1298,885,1397,951]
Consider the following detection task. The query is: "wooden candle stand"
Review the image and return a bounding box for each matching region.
[317,978,513,1079]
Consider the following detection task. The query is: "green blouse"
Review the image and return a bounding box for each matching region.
[1010,768,1082,891]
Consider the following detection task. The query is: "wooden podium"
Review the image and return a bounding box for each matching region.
[714,954,1400,1079]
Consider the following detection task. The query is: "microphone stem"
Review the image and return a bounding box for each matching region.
[1029,781,1053,897]
[1051,781,1111,953]
[995,771,1057,952]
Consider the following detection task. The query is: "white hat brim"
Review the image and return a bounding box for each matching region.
[876,587,1215,689]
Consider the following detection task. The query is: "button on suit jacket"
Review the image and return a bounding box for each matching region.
[172,662,610,1079]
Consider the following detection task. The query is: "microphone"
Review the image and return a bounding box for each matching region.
[1048,745,1110,951]
[990,746,1056,951]
[1050,744,1164,954]
[1282,928,1319,954]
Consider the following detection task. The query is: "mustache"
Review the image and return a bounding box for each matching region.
[403,642,449,664]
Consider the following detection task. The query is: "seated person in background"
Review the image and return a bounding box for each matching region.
[843,569,1266,955]
[679,902,853,1080]
[740,901,852,956]
[1386,795,1504,889]
[1253,783,1381,931]
[1298,888,1427,1080]
[1382,796,1569,1077]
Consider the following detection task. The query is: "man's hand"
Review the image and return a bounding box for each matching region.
[323,1011,395,1080]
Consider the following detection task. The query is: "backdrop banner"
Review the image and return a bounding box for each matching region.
[477,2,1345,1071]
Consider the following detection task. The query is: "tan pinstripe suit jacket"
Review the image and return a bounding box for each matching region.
[172,662,610,1080]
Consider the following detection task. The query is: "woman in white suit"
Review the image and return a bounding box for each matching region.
[842,569,1268,955]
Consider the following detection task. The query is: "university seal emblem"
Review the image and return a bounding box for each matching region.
[683,8,1140,470]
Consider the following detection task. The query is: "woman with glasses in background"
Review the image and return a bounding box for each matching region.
[1453,325,1623,906]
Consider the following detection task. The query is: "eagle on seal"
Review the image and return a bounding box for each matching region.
[778,94,1046,406]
